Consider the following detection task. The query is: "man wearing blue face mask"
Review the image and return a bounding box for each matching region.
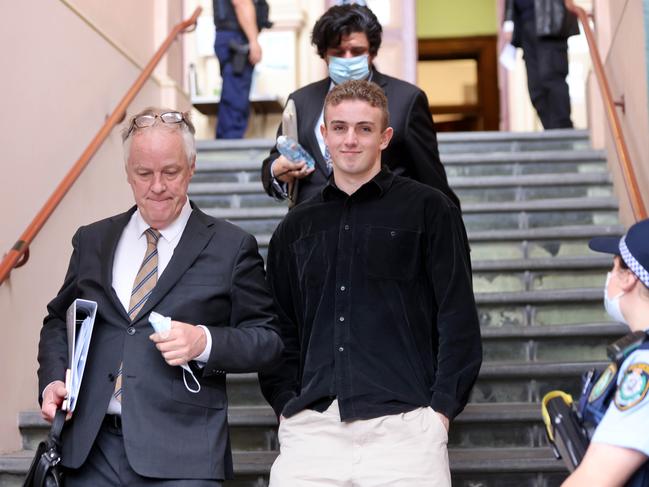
[561,218,649,487]
[260,3,460,209]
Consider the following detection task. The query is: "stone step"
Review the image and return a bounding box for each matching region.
[190,191,616,214]
[197,138,274,151]
[472,255,611,272]
[220,448,567,487]
[220,217,620,251]
[249,224,624,252]
[192,158,608,187]
[437,129,590,153]
[201,196,617,221]
[475,288,606,328]
[225,359,604,407]
[252,229,618,264]
[473,265,609,294]
[473,256,611,294]
[482,321,624,339]
[195,158,266,173]
[468,224,623,261]
[231,447,567,475]
[193,130,590,156]
[16,402,550,455]
[469,223,623,242]
[475,287,601,305]
[193,148,605,169]
[481,322,624,362]
[0,446,567,487]
[192,141,605,185]
[437,128,587,143]
[194,129,588,150]
[441,149,604,165]
[453,172,610,188]
[188,173,613,210]
[188,172,611,196]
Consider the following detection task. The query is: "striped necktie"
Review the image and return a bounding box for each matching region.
[127,228,161,320]
[114,227,161,403]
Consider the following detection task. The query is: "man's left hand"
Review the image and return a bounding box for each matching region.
[436,412,450,432]
[150,321,206,366]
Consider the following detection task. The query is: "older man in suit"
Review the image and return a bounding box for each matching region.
[261,3,459,208]
[38,107,283,486]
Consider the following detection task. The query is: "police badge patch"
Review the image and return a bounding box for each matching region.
[589,363,617,403]
[615,363,649,411]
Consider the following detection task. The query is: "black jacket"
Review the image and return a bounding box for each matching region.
[505,0,579,47]
[260,70,459,209]
[38,204,282,479]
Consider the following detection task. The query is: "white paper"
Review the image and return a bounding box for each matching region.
[64,299,97,412]
[499,43,517,71]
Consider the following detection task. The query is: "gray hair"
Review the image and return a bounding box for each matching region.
[121,107,196,165]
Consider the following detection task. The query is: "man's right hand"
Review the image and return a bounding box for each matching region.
[249,40,262,65]
[41,380,67,423]
[272,155,315,184]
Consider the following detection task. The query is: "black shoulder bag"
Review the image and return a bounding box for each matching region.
[23,409,66,487]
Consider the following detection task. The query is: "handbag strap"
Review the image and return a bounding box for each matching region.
[48,409,66,449]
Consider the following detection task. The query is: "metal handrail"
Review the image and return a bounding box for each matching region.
[0,7,202,286]
[566,2,647,221]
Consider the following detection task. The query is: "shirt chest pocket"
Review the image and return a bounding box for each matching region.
[364,226,422,281]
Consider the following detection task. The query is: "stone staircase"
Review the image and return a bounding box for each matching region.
[2,129,627,487]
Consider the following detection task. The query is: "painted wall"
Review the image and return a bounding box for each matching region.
[416,0,497,39]
[0,0,190,453]
[588,0,649,225]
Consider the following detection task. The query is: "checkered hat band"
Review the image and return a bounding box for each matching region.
[619,236,649,288]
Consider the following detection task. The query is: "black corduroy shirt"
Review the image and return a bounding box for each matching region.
[259,169,482,421]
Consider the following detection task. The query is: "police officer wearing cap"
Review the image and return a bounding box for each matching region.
[562,218,649,486]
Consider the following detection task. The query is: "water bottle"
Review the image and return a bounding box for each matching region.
[277,135,316,169]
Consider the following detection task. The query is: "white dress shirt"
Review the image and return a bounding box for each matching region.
[107,198,212,414]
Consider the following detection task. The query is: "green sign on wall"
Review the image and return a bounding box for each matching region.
[417,0,498,38]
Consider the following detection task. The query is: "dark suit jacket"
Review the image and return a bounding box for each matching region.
[260,70,460,208]
[505,0,578,47]
[505,0,530,47]
[37,203,283,480]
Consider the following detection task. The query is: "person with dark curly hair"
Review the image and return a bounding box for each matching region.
[260,3,459,209]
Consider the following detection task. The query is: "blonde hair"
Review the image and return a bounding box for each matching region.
[324,80,389,130]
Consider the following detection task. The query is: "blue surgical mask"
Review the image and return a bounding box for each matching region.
[328,55,370,85]
[604,272,627,324]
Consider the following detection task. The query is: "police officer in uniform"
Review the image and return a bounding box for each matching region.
[212,0,270,138]
[562,218,649,486]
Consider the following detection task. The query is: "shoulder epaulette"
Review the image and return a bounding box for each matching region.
[606,330,649,363]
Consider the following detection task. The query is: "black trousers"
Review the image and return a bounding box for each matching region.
[65,418,223,487]
[520,19,574,129]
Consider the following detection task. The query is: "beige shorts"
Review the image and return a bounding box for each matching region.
[269,400,450,487]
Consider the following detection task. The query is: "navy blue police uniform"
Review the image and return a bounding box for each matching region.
[579,334,649,486]
[212,0,270,138]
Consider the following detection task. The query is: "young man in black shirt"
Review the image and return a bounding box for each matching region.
[259,80,482,486]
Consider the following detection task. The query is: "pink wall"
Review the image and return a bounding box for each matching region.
[0,0,190,453]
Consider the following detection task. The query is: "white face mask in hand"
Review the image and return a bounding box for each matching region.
[149,311,201,393]
[604,272,627,325]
